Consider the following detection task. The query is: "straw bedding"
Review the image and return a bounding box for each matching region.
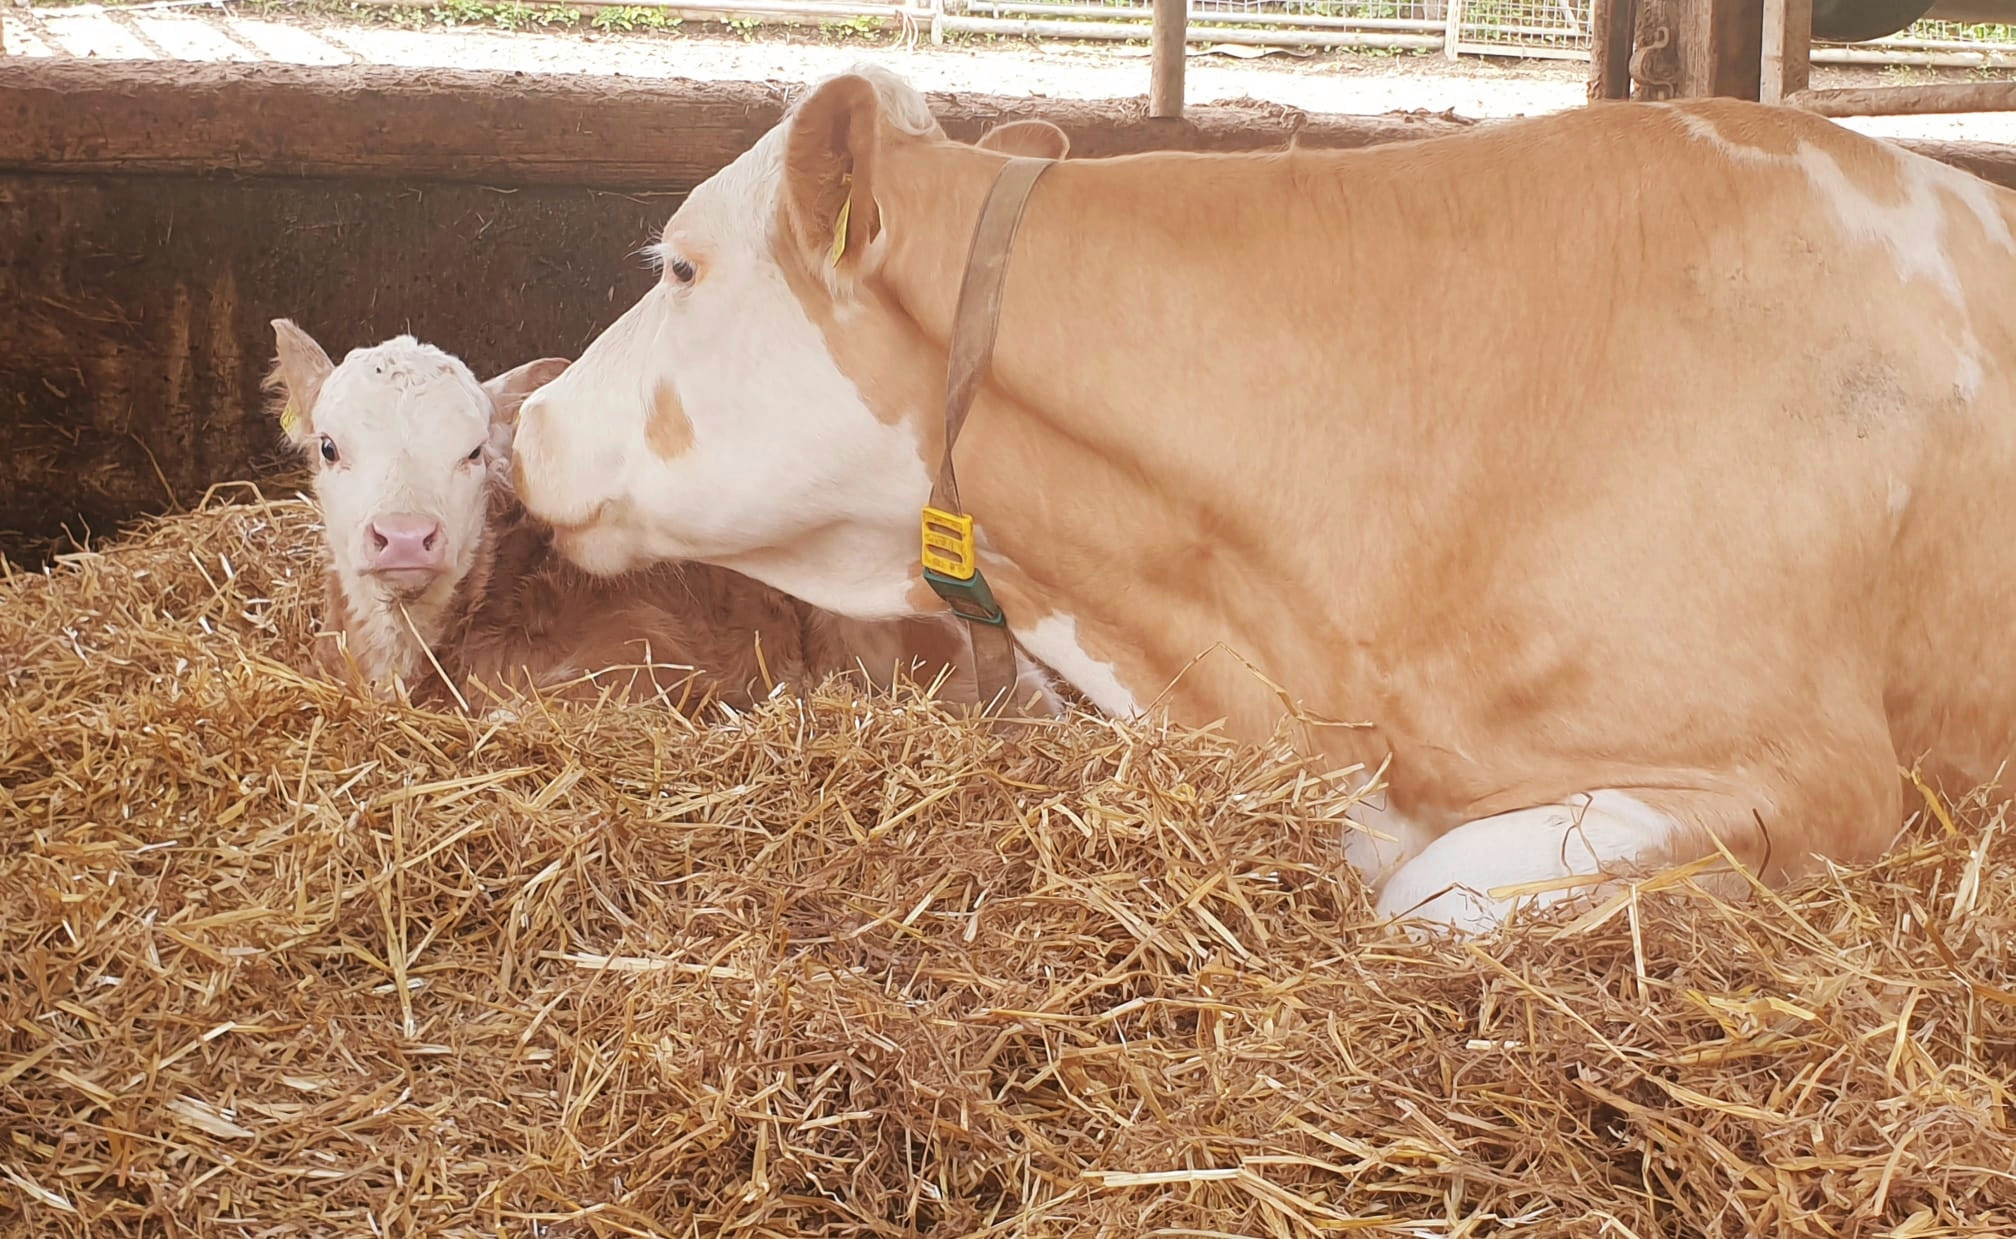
[2,487,2013,1238]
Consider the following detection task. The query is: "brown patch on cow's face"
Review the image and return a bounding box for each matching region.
[647,379,695,459]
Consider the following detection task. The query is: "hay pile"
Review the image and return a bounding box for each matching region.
[3,489,2014,1238]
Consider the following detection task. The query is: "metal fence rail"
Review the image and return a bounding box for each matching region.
[931,0,2016,67]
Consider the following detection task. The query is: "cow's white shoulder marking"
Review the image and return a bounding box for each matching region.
[1017,612,1140,717]
[1668,108,1778,164]
[1797,141,1980,307]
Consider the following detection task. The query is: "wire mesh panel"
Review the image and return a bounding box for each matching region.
[1186,0,1448,23]
[1456,0,1593,54]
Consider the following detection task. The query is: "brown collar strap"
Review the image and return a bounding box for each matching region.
[919,154,1054,715]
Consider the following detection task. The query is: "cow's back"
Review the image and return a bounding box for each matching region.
[956,96,2016,839]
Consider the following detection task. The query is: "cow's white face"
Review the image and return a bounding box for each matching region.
[510,64,1069,622]
[266,320,568,606]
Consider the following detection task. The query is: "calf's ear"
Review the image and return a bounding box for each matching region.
[482,357,572,426]
[266,318,335,450]
[481,356,571,454]
[974,119,1070,160]
[782,73,890,287]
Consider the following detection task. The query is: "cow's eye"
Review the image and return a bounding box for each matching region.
[466,445,484,463]
[668,257,696,285]
[319,436,339,465]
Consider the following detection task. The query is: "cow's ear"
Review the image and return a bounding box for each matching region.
[782,73,889,285]
[974,118,1070,160]
[266,318,335,451]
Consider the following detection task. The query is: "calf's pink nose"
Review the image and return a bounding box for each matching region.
[366,513,446,572]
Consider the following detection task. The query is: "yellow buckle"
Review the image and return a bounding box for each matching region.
[920,506,978,581]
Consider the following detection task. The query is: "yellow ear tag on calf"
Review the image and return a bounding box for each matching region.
[280,399,301,436]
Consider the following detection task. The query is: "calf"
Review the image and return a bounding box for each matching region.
[509,65,2016,934]
[265,320,974,712]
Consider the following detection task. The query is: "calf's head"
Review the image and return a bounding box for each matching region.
[510,64,1068,620]
[267,319,569,608]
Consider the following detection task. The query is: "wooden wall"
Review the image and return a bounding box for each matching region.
[5,59,2015,565]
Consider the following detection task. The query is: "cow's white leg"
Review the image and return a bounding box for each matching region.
[1372,790,1683,937]
[1340,794,1438,888]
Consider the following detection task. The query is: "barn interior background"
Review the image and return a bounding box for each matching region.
[4,2,2016,1233]
[3,0,2015,566]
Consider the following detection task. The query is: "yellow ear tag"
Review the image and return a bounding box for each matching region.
[829,193,852,267]
[280,399,302,436]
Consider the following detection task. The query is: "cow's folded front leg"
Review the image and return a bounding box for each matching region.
[1371,790,1700,936]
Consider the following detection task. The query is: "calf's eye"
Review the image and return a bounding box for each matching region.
[466,445,484,463]
[319,436,339,465]
[669,257,696,285]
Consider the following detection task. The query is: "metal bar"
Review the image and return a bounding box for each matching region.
[1810,45,2016,64]
[1449,24,1592,39]
[1457,22,1593,36]
[1450,38,1591,55]
[343,0,929,15]
[938,12,1442,45]
[1817,33,2016,51]
[957,1,1443,33]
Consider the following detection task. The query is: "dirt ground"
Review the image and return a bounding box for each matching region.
[7,0,2016,143]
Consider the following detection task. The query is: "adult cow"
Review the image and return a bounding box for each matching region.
[510,65,2016,934]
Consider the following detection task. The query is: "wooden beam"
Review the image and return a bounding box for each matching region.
[1151,0,1187,118]
[1588,0,1640,101]
[1638,0,1763,100]
[1760,0,1811,104]
[1699,0,1766,98]
[0,60,1468,189]
[1791,81,2016,115]
[0,174,671,565]
[6,56,2016,185]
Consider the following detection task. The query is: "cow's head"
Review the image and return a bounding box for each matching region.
[267,319,570,606]
[510,64,1069,620]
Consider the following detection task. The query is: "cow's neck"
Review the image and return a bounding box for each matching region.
[857,144,1386,754]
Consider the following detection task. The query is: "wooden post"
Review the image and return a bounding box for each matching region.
[1759,0,1810,103]
[1693,0,1765,98]
[1637,0,1764,100]
[1791,80,2016,114]
[1442,0,1465,62]
[1588,0,1638,98]
[1151,0,1186,118]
